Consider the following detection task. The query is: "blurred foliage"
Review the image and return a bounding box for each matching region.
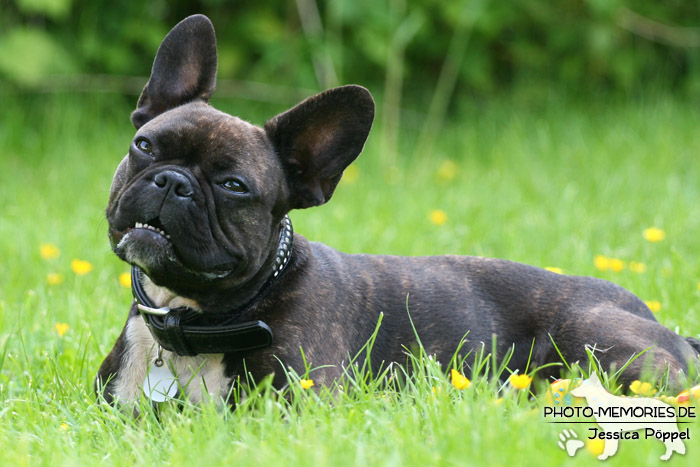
[2,0,700,102]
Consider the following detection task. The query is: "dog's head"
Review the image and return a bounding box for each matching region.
[106,15,374,298]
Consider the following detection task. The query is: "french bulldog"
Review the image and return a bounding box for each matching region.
[96,14,699,405]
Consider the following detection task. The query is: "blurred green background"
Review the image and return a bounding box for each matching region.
[3,0,700,104]
[3,3,700,464]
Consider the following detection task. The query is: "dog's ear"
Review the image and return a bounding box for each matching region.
[264,85,374,209]
[131,14,218,129]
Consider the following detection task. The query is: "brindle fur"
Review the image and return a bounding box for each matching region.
[96,15,699,404]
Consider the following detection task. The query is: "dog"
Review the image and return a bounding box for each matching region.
[96,14,700,405]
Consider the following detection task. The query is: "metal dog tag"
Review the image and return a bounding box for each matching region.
[143,360,178,402]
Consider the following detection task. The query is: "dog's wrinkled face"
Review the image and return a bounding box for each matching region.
[107,103,286,290]
[105,15,374,300]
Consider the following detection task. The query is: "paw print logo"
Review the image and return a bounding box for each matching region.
[558,429,584,457]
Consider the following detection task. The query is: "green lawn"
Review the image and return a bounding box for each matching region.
[1,91,699,465]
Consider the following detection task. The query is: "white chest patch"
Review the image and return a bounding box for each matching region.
[142,275,203,311]
[113,278,233,405]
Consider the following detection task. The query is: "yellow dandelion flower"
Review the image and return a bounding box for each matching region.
[435,160,458,182]
[55,323,69,337]
[300,379,314,389]
[47,273,64,286]
[40,243,60,260]
[71,259,93,275]
[429,209,447,226]
[341,164,359,185]
[60,423,69,431]
[119,272,132,288]
[493,398,504,405]
[450,369,471,390]
[643,227,666,242]
[586,438,605,457]
[608,258,625,273]
[629,261,646,274]
[509,373,533,390]
[545,267,563,274]
[645,300,662,313]
[594,255,609,271]
[629,380,655,397]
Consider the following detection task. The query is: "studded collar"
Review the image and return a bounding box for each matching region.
[131,215,293,356]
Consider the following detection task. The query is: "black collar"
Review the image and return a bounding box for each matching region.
[132,215,293,356]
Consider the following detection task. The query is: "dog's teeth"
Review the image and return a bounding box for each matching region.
[132,222,169,239]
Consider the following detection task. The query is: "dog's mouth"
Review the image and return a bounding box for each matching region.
[109,218,171,247]
[132,220,171,240]
[109,218,236,282]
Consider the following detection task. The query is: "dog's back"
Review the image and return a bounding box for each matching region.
[247,238,699,387]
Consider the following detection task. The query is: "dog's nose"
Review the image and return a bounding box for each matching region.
[153,170,194,198]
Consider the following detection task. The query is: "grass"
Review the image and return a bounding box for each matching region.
[1,90,700,465]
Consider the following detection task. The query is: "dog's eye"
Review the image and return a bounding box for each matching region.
[221,179,248,194]
[135,138,153,155]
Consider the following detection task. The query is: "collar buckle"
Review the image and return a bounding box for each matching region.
[137,303,171,316]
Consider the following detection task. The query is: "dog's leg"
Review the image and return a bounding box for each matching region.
[548,305,698,387]
[96,312,157,405]
[97,308,234,406]
[95,311,136,405]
